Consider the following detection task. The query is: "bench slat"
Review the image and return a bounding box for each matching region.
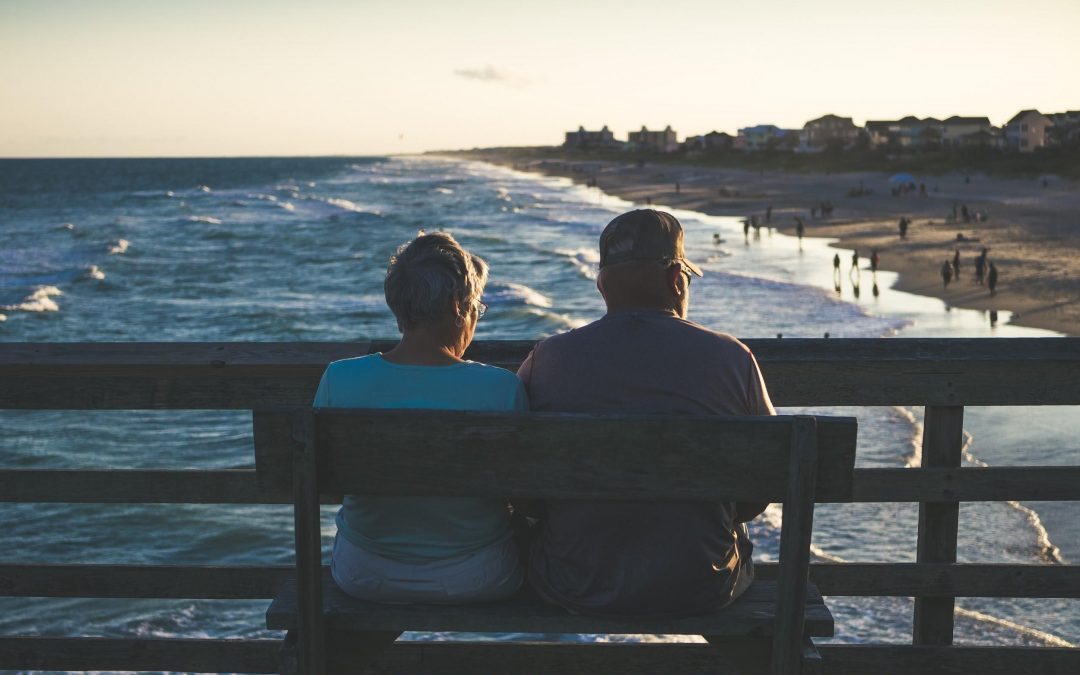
[263,411,857,502]
[267,574,833,637]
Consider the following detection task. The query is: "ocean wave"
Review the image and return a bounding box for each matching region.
[85,265,106,281]
[109,239,130,254]
[196,185,212,193]
[485,282,553,308]
[0,314,6,322]
[435,187,454,195]
[58,223,75,231]
[2,285,63,312]
[319,197,367,213]
[183,216,223,225]
[553,247,600,279]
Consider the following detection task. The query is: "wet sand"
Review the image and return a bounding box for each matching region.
[465,152,1080,336]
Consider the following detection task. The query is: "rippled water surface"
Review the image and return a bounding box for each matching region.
[1,156,1076,650]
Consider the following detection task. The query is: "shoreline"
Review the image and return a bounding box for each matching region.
[457,151,1080,336]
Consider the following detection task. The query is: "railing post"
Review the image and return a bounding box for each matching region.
[913,405,965,645]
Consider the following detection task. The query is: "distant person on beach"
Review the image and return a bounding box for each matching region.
[988,262,998,295]
[870,249,879,273]
[743,218,751,241]
[851,250,859,273]
[953,250,961,279]
[765,205,772,223]
[518,209,775,618]
[975,247,988,285]
[833,253,842,291]
[898,217,909,239]
[941,260,953,288]
[795,217,805,241]
[315,232,525,604]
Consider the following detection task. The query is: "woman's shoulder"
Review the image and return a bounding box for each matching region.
[458,361,520,387]
[322,354,384,378]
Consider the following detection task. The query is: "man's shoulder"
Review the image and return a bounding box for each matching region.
[670,318,752,353]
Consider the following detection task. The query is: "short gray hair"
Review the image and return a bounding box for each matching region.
[384,231,489,330]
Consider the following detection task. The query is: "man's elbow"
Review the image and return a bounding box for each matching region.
[734,501,770,523]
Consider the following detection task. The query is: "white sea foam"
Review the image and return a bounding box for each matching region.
[495,187,512,202]
[196,185,212,193]
[321,197,365,213]
[435,187,454,195]
[109,239,130,254]
[279,202,295,212]
[184,216,223,225]
[165,190,175,197]
[554,247,600,279]
[2,286,63,312]
[486,282,553,308]
[0,314,6,322]
[59,223,75,231]
[86,265,106,280]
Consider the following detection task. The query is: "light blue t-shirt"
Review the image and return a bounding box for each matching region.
[313,353,528,562]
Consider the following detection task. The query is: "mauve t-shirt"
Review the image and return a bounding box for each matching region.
[517,309,775,617]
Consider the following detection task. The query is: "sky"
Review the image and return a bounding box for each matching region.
[2,0,1078,157]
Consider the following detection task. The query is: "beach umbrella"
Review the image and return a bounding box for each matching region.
[889,173,916,184]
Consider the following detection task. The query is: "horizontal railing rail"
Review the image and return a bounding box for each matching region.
[3,338,1080,407]
[2,339,1079,674]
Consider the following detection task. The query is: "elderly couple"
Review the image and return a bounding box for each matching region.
[313,208,775,618]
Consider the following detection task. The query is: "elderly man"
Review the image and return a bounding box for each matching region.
[518,209,775,618]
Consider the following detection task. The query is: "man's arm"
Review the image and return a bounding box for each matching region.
[735,349,776,522]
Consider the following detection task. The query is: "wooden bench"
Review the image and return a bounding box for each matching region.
[255,409,858,675]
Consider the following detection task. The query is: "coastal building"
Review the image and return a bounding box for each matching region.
[864,120,899,148]
[627,125,678,153]
[563,125,619,150]
[684,131,735,154]
[1047,111,1080,146]
[940,116,993,147]
[800,114,859,150]
[1005,110,1054,153]
[737,124,799,152]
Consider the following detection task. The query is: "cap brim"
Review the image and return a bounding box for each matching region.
[682,258,704,277]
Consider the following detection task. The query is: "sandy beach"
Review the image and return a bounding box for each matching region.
[463,151,1080,336]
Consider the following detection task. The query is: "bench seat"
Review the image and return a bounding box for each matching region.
[267,572,834,637]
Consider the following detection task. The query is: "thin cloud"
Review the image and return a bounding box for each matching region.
[453,66,530,88]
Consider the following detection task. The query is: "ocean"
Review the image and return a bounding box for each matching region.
[0,155,1076,651]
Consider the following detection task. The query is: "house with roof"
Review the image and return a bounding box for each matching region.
[1047,111,1080,146]
[801,114,860,150]
[563,125,620,150]
[737,124,799,151]
[704,131,734,152]
[627,125,678,153]
[864,120,899,148]
[940,116,993,147]
[1005,110,1054,153]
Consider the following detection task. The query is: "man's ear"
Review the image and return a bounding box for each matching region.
[666,265,683,296]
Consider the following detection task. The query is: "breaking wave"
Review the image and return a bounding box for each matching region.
[2,286,63,312]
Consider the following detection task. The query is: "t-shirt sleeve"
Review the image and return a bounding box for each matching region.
[511,378,529,411]
[745,350,776,416]
[313,368,331,408]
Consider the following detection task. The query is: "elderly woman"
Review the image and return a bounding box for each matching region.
[314,232,526,603]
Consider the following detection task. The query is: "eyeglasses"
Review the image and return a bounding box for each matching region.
[476,301,488,318]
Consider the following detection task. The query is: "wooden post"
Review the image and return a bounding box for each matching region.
[292,411,326,674]
[913,405,965,646]
[772,416,818,675]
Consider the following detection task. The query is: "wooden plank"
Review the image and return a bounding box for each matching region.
[266,575,833,637]
[0,469,286,504]
[4,562,1077,601]
[311,411,856,502]
[914,406,965,646]
[322,643,1080,675]
[771,416,818,675]
[852,466,1080,502]
[4,338,1079,409]
[292,409,326,674]
[0,564,293,599]
[0,636,279,673]
[817,644,1080,675]
[765,562,1080,598]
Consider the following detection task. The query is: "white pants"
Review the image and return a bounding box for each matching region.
[331,533,523,604]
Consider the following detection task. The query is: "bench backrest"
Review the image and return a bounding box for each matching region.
[253,409,858,501]
[254,408,857,675]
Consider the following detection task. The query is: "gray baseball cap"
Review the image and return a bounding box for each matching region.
[598,209,703,276]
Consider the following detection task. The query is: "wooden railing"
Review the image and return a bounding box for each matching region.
[1,339,1079,674]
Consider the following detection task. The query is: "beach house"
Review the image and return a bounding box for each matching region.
[940,116,993,147]
[737,124,799,152]
[1047,111,1080,146]
[563,125,619,150]
[627,125,678,153]
[864,120,899,148]
[1005,110,1054,153]
[800,114,860,150]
